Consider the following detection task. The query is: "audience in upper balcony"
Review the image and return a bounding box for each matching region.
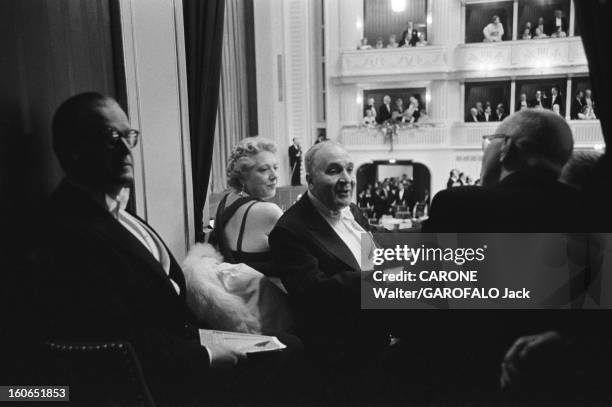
[364,97,376,118]
[521,27,532,40]
[406,95,421,123]
[447,169,460,189]
[518,93,529,110]
[362,108,376,126]
[551,25,567,38]
[357,20,427,51]
[570,90,585,119]
[475,101,484,120]
[483,15,504,42]
[496,103,507,121]
[392,98,405,122]
[533,26,548,39]
[376,95,393,124]
[483,106,494,122]
[553,9,569,36]
[357,37,371,50]
[534,17,546,37]
[549,86,563,112]
[531,90,547,108]
[466,107,480,122]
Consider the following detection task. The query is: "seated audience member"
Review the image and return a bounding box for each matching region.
[408,29,421,46]
[466,107,480,122]
[358,37,371,50]
[398,23,413,47]
[314,133,327,144]
[375,37,384,49]
[364,97,377,118]
[551,25,567,38]
[465,176,474,186]
[483,106,494,122]
[387,34,399,48]
[458,172,467,186]
[212,137,282,275]
[425,109,580,231]
[269,141,389,368]
[495,103,507,121]
[392,98,405,122]
[406,95,421,123]
[584,88,596,115]
[570,90,585,120]
[362,108,376,126]
[552,104,562,116]
[549,86,564,113]
[483,15,504,42]
[534,16,546,37]
[533,26,548,39]
[531,90,547,109]
[553,9,569,35]
[518,93,529,111]
[578,103,597,120]
[31,93,302,406]
[392,181,411,208]
[377,95,393,124]
[475,101,485,121]
[521,27,532,40]
[446,169,460,189]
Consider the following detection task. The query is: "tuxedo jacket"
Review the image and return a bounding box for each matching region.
[32,181,211,403]
[376,103,392,124]
[549,94,564,112]
[571,98,585,119]
[288,144,302,167]
[269,195,387,362]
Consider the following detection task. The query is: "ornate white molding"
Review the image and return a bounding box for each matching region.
[341,46,448,78]
[340,124,448,151]
[341,120,604,151]
[456,37,587,73]
[335,37,588,83]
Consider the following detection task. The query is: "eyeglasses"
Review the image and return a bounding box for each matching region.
[103,127,140,149]
[482,134,507,151]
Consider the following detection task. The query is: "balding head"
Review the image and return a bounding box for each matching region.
[480,109,573,187]
[305,141,355,211]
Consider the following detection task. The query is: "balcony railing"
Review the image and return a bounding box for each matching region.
[336,37,587,82]
[341,120,603,150]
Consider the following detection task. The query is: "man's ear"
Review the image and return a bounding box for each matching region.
[305,173,312,187]
[499,136,513,165]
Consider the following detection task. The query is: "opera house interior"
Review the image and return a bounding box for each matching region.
[2,0,612,406]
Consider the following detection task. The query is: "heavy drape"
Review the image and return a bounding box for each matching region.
[183,0,226,240]
[210,0,250,194]
[575,0,611,145]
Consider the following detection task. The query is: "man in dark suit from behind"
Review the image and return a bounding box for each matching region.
[570,90,585,120]
[29,93,300,406]
[422,109,585,402]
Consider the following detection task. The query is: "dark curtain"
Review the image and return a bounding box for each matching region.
[575,1,611,145]
[183,0,226,241]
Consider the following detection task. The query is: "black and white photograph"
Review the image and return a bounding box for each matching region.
[2,0,612,406]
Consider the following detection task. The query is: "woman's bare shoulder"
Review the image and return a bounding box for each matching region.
[250,201,283,221]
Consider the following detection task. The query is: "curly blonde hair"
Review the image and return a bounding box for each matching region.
[226,137,277,190]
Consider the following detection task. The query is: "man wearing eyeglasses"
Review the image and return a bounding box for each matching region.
[420,109,585,402]
[30,93,302,405]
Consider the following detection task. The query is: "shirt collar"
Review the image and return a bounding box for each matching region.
[105,187,131,218]
[308,191,354,221]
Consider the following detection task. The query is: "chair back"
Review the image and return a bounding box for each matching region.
[43,340,156,407]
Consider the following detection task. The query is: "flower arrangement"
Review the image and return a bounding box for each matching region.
[359,116,433,152]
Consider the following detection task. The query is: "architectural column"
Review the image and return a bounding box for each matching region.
[510,80,516,114]
[566,78,573,120]
[569,0,575,36]
[118,0,194,257]
[432,0,462,46]
[512,0,518,41]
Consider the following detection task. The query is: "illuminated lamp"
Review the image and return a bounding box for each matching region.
[391,0,406,13]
